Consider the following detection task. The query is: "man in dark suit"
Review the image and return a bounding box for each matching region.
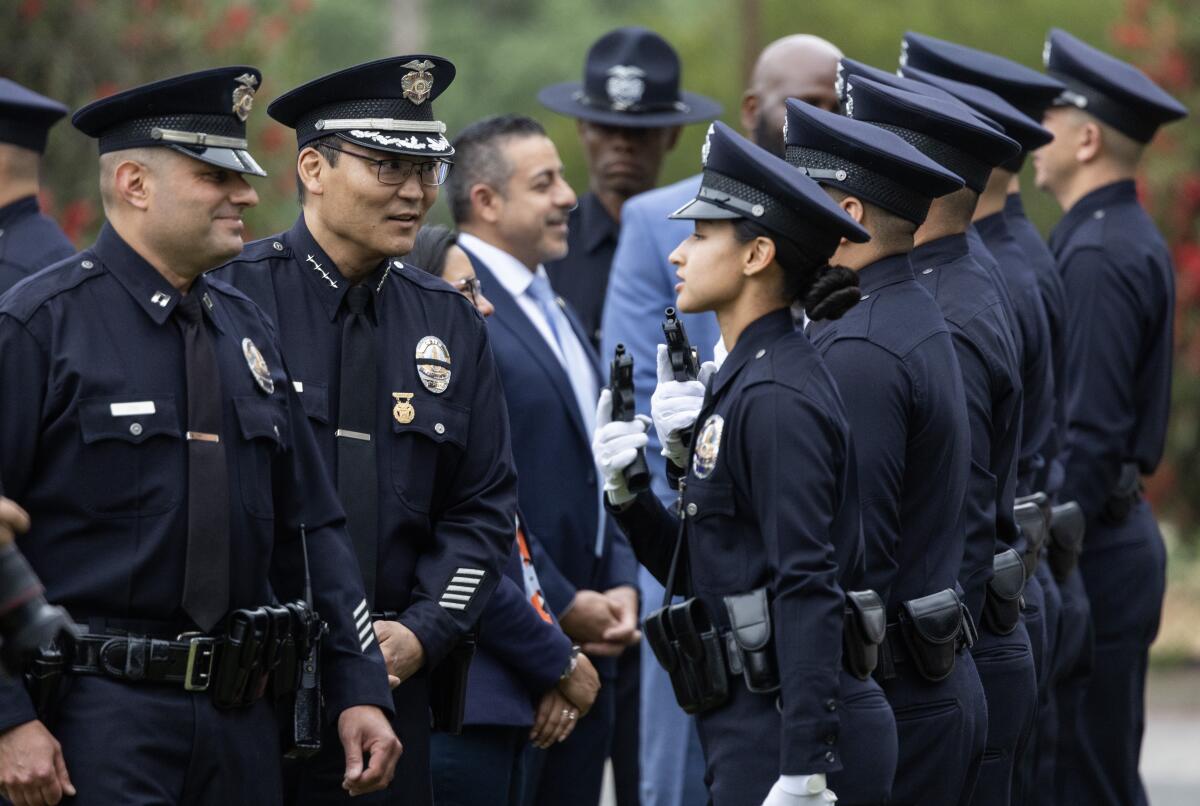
[447,114,641,806]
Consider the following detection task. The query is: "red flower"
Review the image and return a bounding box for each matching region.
[18,0,43,20]
[291,0,313,13]
[94,81,120,100]
[263,15,290,45]
[224,5,253,35]
[60,199,97,245]
[260,125,286,154]
[1111,22,1150,50]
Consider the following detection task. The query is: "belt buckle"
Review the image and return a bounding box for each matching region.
[178,632,216,692]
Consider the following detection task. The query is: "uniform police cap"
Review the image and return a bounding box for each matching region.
[837,57,960,109]
[72,66,267,176]
[845,75,1020,192]
[900,31,1065,121]
[0,78,68,153]
[538,27,722,128]
[269,56,456,158]
[783,98,963,225]
[1043,28,1187,143]
[899,65,1053,154]
[670,121,868,259]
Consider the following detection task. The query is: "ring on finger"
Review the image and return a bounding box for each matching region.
[568,710,577,720]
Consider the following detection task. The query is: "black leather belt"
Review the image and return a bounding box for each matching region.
[67,632,223,692]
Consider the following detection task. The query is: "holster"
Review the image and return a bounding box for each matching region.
[644,597,728,714]
[277,600,325,759]
[1102,462,1142,525]
[842,590,886,680]
[983,548,1026,636]
[1014,494,1050,578]
[721,589,779,694]
[1049,502,1086,583]
[430,632,477,735]
[24,645,65,723]
[212,607,270,709]
[899,588,968,683]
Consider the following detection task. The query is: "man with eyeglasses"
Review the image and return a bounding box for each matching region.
[211,56,518,806]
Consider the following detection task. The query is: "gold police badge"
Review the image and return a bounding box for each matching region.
[415,336,451,394]
[242,338,274,394]
[401,60,436,105]
[231,73,259,122]
[692,414,724,480]
[393,392,415,424]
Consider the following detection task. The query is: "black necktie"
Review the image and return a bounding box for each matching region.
[175,292,230,631]
[337,284,378,606]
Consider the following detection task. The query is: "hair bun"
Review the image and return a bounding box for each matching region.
[804,265,861,321]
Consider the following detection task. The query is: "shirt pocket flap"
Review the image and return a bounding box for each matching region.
[686,479,736,520]
[294,381,329,424]
[390,397,469,450]
[233,395,288,448]
[79,396,181,445]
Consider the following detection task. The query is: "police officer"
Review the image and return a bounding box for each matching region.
[594,121,897,806]
[0,79,74,295]
[783,98,990,806]
[844,75,1040,806]
[210,57,518,805]
[0,66,399,805]
[1033,28,1186,806]
[895,36,1077,803]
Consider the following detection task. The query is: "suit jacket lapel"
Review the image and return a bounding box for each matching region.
[464,248,592,447]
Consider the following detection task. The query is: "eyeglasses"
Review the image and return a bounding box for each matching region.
[321,143,451,186]
[451,275,483,306]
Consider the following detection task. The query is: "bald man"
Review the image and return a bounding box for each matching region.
[598,34,843,806]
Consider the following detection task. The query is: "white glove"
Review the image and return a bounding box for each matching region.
[761,775,837,806]
[592,388,651,506]
[651,344,716,469]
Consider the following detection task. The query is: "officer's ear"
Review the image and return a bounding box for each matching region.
[836,195,865,226]
[739,91,760,138]
[1076,119,1104,165]
[110,157,154,212]
[742,234,776,278]
[297,146,326,201]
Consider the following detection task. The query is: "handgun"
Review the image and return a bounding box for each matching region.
[610,344,650,494]
[662,307,700,382]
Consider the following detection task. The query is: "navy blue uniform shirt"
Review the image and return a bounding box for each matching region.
[545,191,618,349]
[0,224,394,730]
[0,195,74,295]
[211,216,517,667]
[1050,180,1174,520]
[809,254,971,617]
[914,234,1022,623]
[613,308,851,774]
[1005,193,1070,499]
[974,212,1057,496]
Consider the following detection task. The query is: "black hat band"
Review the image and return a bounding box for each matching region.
[571,90,690,115]
[1047,72,1160,143]
[874,124,991,192]
[701,170,831,263]
[97,113,245,154]
[785,145,933,224]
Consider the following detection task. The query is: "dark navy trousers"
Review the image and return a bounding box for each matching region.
[694,671,896,806]
[1047,565,1092,804]
[431,724,529,806]
[287,673,431,806]
[30,676,282,805]
[1020,563,1063,806]
[881,649,987,806]
[1061,499,1165,806]
[968,620,1038,806]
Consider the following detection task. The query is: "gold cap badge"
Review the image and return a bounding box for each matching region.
[401,60,436,105]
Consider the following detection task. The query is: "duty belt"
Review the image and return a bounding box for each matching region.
[68,632,220,692]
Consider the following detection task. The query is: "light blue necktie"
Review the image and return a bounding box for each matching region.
[527,273,566,352]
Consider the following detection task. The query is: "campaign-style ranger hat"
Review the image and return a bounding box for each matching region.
[900,31,1066,121]
[0,78,68,153]
[1042,28,1187,143]
[72,66,267,176]
[269,55,456,157]
[670,121,868,258]
[783,98,963,225]
[898,65,1053,155]
[844,75,1020,193]
[538,27,722,128]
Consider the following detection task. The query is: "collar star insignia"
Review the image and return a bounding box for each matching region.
[401,59,436,105]
[232,73,259,122]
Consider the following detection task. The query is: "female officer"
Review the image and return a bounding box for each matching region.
[592,121,896,806]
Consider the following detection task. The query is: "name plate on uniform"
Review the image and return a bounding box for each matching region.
[110,401,156,417]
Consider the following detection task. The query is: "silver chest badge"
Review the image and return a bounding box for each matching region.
[242,338,275,394]
[605,65,646,110]
[415,335,451,394]
[692,414,724,480]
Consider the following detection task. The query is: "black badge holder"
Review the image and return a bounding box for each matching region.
[643,497,729,714]
[899,588,966,682]
[429,629,477,735]
[278,524,326,759]
[722,588,779,694]
[842,590,886,680]
[983,548,1026,636]
[1048,502,1086,583]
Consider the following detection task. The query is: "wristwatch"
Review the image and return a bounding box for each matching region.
[559,644,581,682]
